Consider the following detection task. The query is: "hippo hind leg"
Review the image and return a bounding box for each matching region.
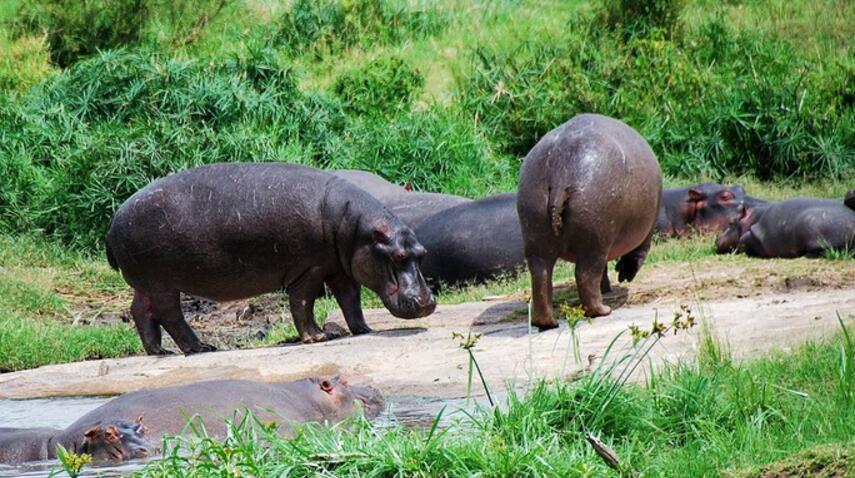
[526,254,559,330]
[575,251,611,318]
[133,289,216,355]
[600,266,611,294]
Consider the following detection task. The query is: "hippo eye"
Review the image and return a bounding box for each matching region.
[719,191,734,201]
[392,250,407,263]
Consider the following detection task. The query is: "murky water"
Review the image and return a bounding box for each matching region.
[0,392,500,477]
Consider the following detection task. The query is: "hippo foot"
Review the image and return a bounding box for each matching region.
[532,317,559,331]
[182,342,217,355]
[616,257,641,283]
[583,304,612,318]
[349,324,373,336]
[147,347,175,356]
[300,331,329,344]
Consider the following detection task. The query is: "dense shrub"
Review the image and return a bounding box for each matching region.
[337,105,514,196]
[334,56,424,116]
[598,0,685,38]
[0,35,54,92]
[273,0,448,57]
[0,47,347,248]
[459,15,855,179]
[11,0,148,67]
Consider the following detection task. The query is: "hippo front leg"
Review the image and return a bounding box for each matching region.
[287,268,328,344]
[527,254,559,330]
[616,230,653,283]
[326,274,372,336]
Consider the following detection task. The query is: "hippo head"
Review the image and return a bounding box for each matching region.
[715,204,756,254]
[351,219,436,319]
[309,376,386,421]
[80,417,155,463]
[686,184,746,234]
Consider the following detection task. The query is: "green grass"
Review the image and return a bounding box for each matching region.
[132,318,855,477]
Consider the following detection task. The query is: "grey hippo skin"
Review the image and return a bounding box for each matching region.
[331,170,471,229]
[106,163,436,354]
[0,419,154,465]
[517,114,662,327]
[715,193,855,258]
[415,193,525,288]
[656,183,767,237]
[61,377,384,443]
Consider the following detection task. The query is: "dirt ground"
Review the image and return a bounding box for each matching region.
[2,257,853,400]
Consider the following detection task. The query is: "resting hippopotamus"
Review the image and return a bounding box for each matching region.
[517,114,662,326]
[62,377,384,443]
[415,193,525,287]
[0,419,153,465]
[715,194,855,258]
[656,183,767,237]
[106,163,436,353]
[331,170,471,229]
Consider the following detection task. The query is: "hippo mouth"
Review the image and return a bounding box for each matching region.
[353,386,386,418]
[380,266,436,319]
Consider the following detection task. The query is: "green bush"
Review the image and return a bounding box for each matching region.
[337,106,514,196]
[0,34,54,92]
[459,15,855,180]
[334,56,424,116]
[273,0,449,57]
[0,47,347,248]
[598,0,685,38]
[11,0,148,67]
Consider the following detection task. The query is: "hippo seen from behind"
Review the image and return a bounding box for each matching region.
[517,114,662,327]
[106,163,436,353]
[0,419,154,465]
[656,183,767,237]
[62,377,384,443]
[715,193,855,258]
[331,169,471,229]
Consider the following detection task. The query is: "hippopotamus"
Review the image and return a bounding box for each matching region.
[106,163,436,353]
[715,194,855,258]
[0,419,153,465]
[656,183,767,237]
[517,114,662,327]
[62,377,384,443]
[415,193,525,287]
[331,169,471,229]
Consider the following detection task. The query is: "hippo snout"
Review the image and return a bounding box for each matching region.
[389,289,436,319]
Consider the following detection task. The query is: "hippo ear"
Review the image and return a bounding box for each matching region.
[403,182,414,192]
[687,188,706,203]
[372,223,391,244]
[83,426,102,440]
[319,380,334,394]
[135,416,149,435]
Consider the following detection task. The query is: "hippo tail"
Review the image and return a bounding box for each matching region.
[548,186,571,237]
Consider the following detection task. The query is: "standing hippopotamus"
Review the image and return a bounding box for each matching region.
[517,114,662,327]
[656,183,767,237]
[715,194,855,258]
[415,193,525,287]
[0,419,153,465]
[106,163,436,353]
[62,377,384,443]
[331,170,471,229]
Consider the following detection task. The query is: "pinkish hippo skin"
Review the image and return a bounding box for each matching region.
[517,114,662,327]
[106,163,436,354]
[60,377,384,444]
[716,195,855,258]
[656,183,768,237]
[0,419,154,465]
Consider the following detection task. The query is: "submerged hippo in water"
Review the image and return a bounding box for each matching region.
[0,419,154,465]
[415,193,525,287]
[715,193,855,258]
[656,183,767,237]
[517,114,662,326]
[106,163,436,353]
[331,170,471,229]
[62,377,384,443]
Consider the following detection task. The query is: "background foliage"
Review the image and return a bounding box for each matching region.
[0,0,853,250]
